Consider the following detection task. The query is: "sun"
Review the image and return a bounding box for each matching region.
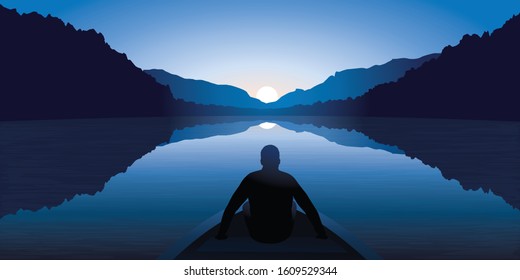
[256,86,279,103]
[259,122,277,129]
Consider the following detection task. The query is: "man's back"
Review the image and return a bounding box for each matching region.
[244,169,299,242]
[216,145,327,243]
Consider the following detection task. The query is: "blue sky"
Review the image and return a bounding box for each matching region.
[1,0,519,98]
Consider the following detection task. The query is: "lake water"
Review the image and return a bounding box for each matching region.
[1,117,519,259]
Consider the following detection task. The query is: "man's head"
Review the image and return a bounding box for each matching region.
[261,145,280,170]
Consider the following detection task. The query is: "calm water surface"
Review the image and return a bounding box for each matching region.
[1,117,519,259]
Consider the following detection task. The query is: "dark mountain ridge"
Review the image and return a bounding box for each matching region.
[0,5,174,121]
[344,13,520,121]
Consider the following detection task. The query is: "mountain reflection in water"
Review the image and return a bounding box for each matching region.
[1,117,519,259]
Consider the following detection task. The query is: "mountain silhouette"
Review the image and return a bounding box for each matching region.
[267,54,439,109]
[0,6,174,121]
[342,13,520,121]
[146,69,267,109]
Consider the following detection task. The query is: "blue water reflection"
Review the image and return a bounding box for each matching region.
[1,119,519,259]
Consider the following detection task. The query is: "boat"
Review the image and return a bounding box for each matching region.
[159,209,381,260]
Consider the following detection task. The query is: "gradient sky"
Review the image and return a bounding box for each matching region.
[2,0,519,98]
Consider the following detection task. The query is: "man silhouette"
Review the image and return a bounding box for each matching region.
[216,145,327,243]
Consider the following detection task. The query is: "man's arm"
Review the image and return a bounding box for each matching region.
[293,181,327,239]
[216,177,249,239]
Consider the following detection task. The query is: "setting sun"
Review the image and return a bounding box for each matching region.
[256,86,279,103]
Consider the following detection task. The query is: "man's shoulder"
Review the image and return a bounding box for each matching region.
[248,169,295,177]
[278,170,296,180]
[245,170,299,185]
[275,170,300,187]
[244,170,262,180]
[247,170,262,176]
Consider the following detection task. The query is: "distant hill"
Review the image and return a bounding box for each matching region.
[267,54,439,109]
[145,69,266,109]
[0,5,174,121]
[344,14,520,121]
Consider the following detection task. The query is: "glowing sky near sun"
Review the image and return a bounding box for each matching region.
[2,0,519,98]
